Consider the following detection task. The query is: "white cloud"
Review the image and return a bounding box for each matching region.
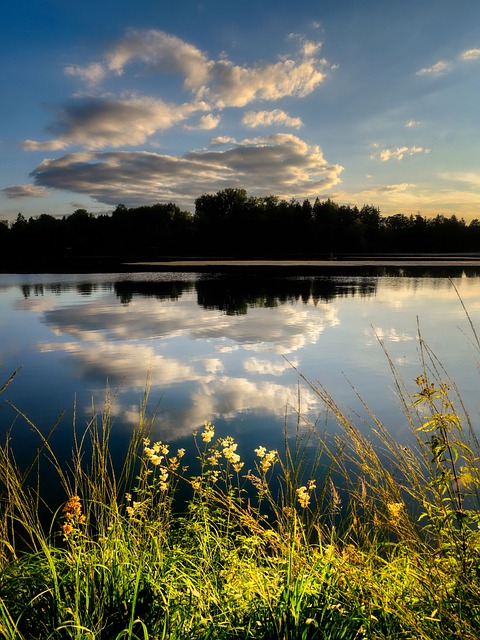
[405,119,421,128]
[105,28,211,90]
[210,136,236,146]
[242,109,303,129]
[185,113,221,130]
[2,184,49,198]
[371,145,430,161]
[416,60,450,76]
[64,62,107,86]
[203,54,327,108]
[30,134,343,208]
[460,48,480,61]
[64,29,328,110]
[24,29,331,154]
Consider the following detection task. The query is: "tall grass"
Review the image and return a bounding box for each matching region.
[0,339,480,639]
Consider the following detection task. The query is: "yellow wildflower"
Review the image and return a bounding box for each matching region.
[260,450,277,472]
[169,456,180,471]
[201,421,215,443]
[387,502,404,523]
[296,486,310,508]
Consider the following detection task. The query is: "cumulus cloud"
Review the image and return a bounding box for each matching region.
[30,134,343,208]
[101,29,329,107]
[2,184,48,199]
[185,113,221,130]
[203,54,327,108]
[460,48,480,61]
[22,95,209,150]
[242,109,303,129]
[105,28,211,90]
[370,145,430,161]
[25,29,330,154]
[405,119,421,128]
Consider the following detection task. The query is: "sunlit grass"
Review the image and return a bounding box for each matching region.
[1,341,480,639]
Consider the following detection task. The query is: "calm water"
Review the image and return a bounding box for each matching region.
[2,268,480,480]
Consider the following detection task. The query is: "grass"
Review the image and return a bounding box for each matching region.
[1,337,480,639]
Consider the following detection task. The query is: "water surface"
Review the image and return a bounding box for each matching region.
[1,268,480,477]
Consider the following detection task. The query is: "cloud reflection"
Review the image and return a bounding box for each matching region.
[35,284,336,438]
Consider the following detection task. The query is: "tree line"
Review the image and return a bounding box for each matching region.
[1,188,480,263]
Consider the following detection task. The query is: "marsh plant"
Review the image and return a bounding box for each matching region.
[0,343,480,639]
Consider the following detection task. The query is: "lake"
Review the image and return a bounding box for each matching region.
[2,265,480,487]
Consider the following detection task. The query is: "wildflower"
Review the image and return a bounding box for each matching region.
[126,506,135,518]
[387,502,404,523]
[177,448,186,458]
[223,442,241,465]
[209,470,220,483]
[150,454,163,466]
[254,446,267,458]
[233,461,244,473]
[125,493,132,502]
[201,421,215,443]
[296,486,311,508]
[159,468,169,491]
[64,495,82,517]
[207,450,222,466]
[260,449,277,472]
[169,456,180,471]
[61,495,85,537]
[191,479,201,491]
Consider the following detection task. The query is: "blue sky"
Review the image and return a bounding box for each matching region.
[1,0,480,224]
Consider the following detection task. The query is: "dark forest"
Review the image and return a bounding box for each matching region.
[2,188,480,267]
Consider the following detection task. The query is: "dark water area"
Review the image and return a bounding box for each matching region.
[2,267,480,513]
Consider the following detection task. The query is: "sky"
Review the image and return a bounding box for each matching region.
[1,0,480,224]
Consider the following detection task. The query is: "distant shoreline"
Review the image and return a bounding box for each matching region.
[3,254,480,274]
[126,257,480,268]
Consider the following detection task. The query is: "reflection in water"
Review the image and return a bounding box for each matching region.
[195,275,377,314]
[114,280,196,304]
[2,269,480,483]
